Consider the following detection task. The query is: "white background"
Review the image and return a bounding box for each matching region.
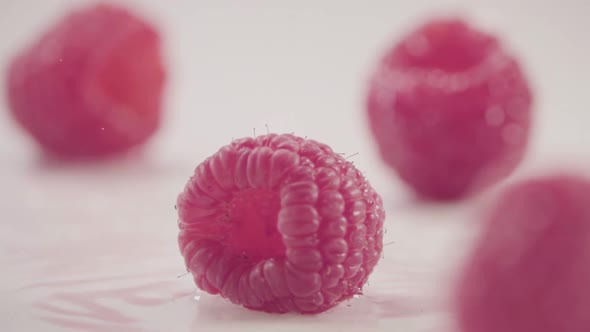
[1,1,589,331]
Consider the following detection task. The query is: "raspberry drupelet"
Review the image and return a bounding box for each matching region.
[177,134,385,314]
[366,18,533,200]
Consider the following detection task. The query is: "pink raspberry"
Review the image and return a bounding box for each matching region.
[177,134,385,314]
[6,4,166,159]
[455,174,590,332]
[366,18,533,200]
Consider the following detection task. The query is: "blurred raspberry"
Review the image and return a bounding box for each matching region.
[6,4,166,159]
[177,134,385,314]
[366,18,532,200]
[456,174,590,332]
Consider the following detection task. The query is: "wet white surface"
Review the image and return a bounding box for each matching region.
[0,155,479,332]
[1,1,589,331]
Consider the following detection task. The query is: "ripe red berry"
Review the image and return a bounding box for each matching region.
[6,4,166,159]
[456,174,590,332]
[366,18,532,200]
[177,134,385,314]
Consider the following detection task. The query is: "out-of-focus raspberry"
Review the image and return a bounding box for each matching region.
[6,4,166,159]
[367,18,532,200]
[456,174,590,332]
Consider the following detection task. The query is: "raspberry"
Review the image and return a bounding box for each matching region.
[366,18,532,200]
[455,174,590,332]
[6,4,166,159]
[177,134,385,314]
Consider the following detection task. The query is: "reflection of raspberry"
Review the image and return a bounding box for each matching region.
[6,4,166,158]
[456,175,590,332]
[177,134,385,314]
[366,18,532,200]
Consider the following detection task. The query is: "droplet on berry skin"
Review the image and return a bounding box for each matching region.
[177,134,386,314]
[5,4,166,159]
[455,174,590,332]
[366,18,533,200]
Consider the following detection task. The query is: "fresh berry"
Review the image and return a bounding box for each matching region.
[456,174,590,332]
[6,4,166,158]
[366,18,532,200]
[177,134,385,314]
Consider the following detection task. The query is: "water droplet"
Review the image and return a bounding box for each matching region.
[194,295,201,301]
[506,97,529,120]
[485,105,505,127]
[353,294,360,299]
[405,34,429,57]
[426,70,448,89]
[502,124,525,145]
[100,127,105,131]
[447,74,469,92]
[488,75,510,97]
